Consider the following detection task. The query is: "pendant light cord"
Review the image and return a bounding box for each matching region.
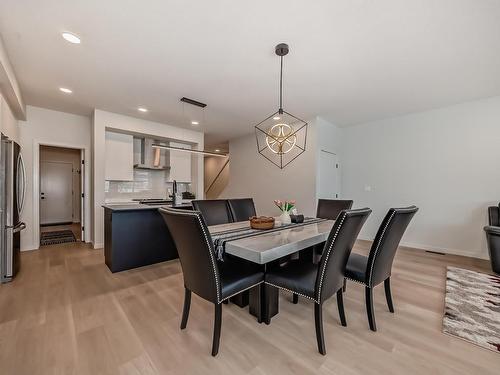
[279,56,283,112]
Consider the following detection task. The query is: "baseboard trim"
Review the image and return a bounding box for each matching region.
[21,244,39,252]
[93,242,104,249]
[357,237,489,260]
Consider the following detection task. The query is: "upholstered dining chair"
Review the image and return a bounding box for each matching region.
[307,199,355,267]
[484,204,500,274]
[227,198,257,222]
[344,206,418,331]
[316,199,354,220]
[192,199,233,226]
[159,207,264,356]
[264,208,372,355]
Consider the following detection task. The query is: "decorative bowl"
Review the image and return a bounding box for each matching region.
[250,216,275,230]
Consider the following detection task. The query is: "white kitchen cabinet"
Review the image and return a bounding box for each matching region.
[168,142,192,183]
[105,131,134,181]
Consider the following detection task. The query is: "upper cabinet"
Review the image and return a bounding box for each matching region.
[168,142,191,183]
[105,131,134,181]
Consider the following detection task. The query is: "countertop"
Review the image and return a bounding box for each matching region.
[102,203,193,211]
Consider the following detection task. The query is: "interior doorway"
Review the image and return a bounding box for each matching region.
[317,149,340,200]
[39,146,83,246]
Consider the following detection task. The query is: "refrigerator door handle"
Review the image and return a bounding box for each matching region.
[12,222,26,233]
[16,152,26,216]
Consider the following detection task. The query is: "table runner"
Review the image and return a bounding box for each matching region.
[211,218,327,260]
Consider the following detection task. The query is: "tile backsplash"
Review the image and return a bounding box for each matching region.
[105,169,191,202]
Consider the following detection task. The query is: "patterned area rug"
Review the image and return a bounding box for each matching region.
[40,230,76,246]
[443,267,500,353]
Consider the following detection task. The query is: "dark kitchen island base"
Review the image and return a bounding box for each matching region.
[103,204,192,273]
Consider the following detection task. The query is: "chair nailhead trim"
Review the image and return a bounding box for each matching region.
[344,276,367,286]
[367,210,396,288]
[161,207,223,303]
[316,212,347,303]
[264,281,319,303]
[221,281,264,302]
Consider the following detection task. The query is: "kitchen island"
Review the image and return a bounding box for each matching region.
[103,203,192,272]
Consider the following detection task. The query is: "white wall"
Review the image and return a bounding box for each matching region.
[341,96,500,259]
[19,106,91,250]
[222,118,319,217]
[92,110,204,248]
[40,146,82,223]
[0,92,19,142]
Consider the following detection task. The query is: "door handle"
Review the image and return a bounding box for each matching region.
[13,222,26,233]
[8,222,26,233]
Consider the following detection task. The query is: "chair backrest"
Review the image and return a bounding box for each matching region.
[191,199,233,226]
[316,199,354,220]
[488,206,500,226]
[315,208,371,303]
[366,206,418,287]
[227,198,257,222]
[159,207,221,303]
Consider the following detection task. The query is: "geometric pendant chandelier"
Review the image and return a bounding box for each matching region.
[255,43,308,169]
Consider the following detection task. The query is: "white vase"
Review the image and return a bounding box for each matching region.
[280,211,291,225]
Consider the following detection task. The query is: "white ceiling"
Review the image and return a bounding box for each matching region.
[1,0,500,146]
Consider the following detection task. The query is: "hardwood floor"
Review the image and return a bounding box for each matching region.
[0,241,498,374]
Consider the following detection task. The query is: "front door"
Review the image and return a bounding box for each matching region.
[40,161,73,224]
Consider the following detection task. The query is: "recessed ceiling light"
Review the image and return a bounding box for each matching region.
[138,107,148,112]
[59,87,72,94]
[191,121,199,125]
[273,116,280,120]
[215,149,221,152]
[62,32,81,44]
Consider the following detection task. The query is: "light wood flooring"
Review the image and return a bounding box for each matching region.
[0,241,498,374]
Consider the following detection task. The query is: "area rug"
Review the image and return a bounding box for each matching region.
[40,230,76,246]
[443,266,500,353]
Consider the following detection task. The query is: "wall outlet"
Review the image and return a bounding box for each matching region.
[364,185,372,192]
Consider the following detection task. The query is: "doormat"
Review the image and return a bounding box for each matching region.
[40,230,76,246]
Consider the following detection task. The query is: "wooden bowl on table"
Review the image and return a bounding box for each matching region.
[250,216,275,230]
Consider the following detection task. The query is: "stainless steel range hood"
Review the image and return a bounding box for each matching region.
[133,137,170,170]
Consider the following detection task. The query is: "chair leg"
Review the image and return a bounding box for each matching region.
[212,303,222,356]
[314,303,326,355]
[384,277,395,313]
[180,288,191,329]
[365,287,377,332]
[336,290,347,327]
[292,293,298,304]
[342,278,347,292]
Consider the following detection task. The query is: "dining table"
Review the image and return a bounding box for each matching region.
[208,218,335,323]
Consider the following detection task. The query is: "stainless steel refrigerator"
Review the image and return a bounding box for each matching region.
[0,133,26,283]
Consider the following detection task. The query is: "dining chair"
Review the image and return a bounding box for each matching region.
[264,207,372,355]
[227,198,257,222]
[305,199,355,270]
[159,207,264,356]
[484,204,500,274]
[316,199,354,220]
[192,199,233,226]
[344,206,418,331]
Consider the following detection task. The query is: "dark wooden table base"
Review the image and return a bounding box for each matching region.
[249,284,279,323]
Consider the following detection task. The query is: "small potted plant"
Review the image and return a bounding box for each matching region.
[274,199,296,225]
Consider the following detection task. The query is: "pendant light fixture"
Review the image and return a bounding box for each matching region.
[254,43,308,169]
